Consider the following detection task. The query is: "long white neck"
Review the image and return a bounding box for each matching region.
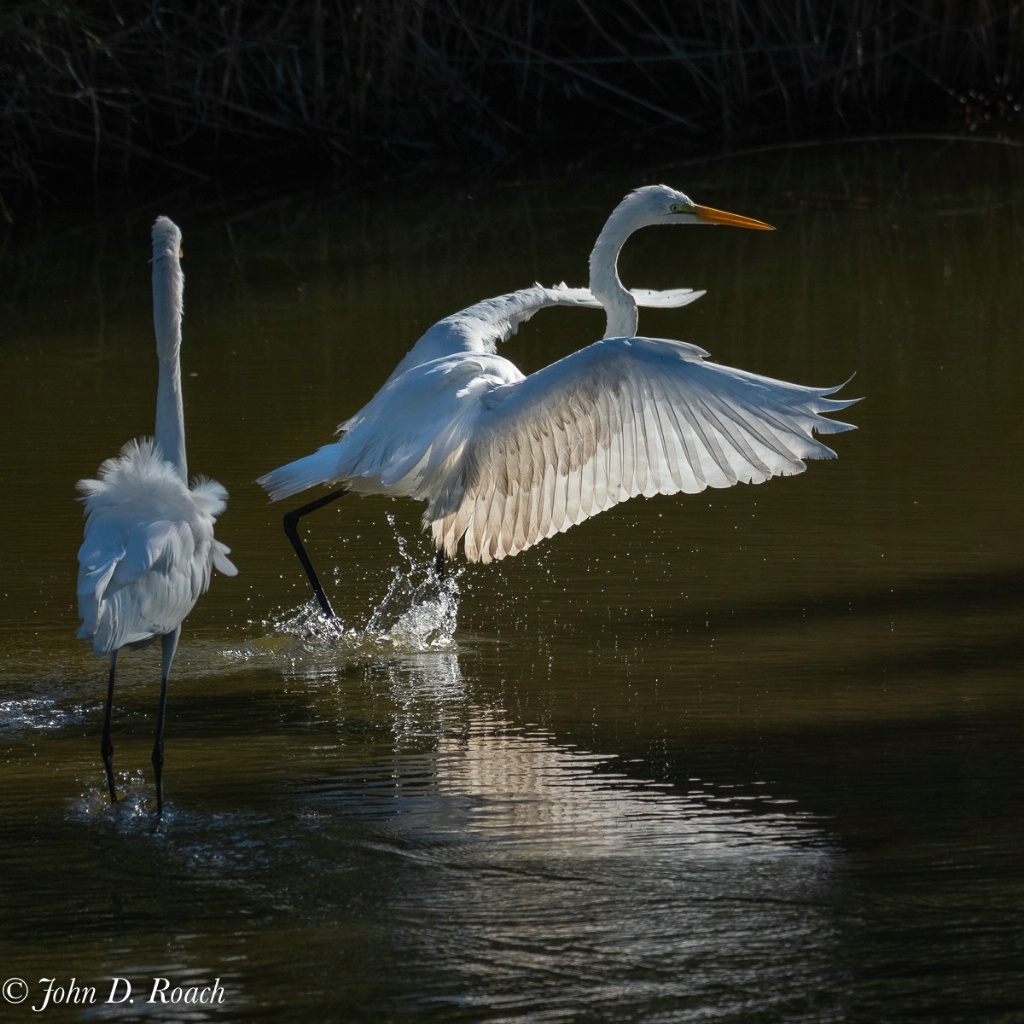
[152,235,188,483]
[588,202,641,340]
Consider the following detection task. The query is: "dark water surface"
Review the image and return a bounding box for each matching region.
[1,142,1022,1022]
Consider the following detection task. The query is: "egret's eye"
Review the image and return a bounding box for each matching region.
[669,203,692,214]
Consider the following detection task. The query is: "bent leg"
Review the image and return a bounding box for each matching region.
[282,488,349,618]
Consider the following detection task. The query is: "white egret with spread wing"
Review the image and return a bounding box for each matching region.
[76,216,238,814]
[263,280,703,617]
[258,185,856,616]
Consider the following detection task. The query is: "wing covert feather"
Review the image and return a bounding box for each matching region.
[427,336,857,562]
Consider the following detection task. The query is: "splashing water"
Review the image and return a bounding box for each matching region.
[71,769,155,821]
[258,515,463,664]
[363,516,461,645]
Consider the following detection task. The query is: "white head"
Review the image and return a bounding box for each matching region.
[152,215,183,263]
[589,185,773,340]
[611,184,775,232]
[151,216,185,351]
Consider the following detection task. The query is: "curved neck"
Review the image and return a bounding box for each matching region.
[588,208,640,340]
[152,254,188,483]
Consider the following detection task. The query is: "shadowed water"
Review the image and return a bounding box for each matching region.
[0,141,1022,1022]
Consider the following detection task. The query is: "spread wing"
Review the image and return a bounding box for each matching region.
[383,283,705,381]
[426,336,858,563]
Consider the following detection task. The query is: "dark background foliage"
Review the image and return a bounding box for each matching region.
[2,0,1022,214]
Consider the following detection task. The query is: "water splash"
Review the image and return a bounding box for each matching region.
[0,695,88,738]
[363,516,461,647]
[242,516,463,669]
[70,769,155,822]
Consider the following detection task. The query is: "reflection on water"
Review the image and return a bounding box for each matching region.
[4,638,845,1022]
[364,688,841,1023]
[1,141,1023,1022]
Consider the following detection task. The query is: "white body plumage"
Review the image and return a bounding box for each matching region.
[258,186,856,565]
[76,438,236,653]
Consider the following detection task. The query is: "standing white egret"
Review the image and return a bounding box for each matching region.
[76,216,238,814]
[258,185,856,615]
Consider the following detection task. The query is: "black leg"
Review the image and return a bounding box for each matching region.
[282,488,349,618]
[151,679,166,816]
[434,547,446,579]
[152,629,180,816]
[101,653,118,804]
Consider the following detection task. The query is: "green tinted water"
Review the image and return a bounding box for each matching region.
[1,141,1022,1022]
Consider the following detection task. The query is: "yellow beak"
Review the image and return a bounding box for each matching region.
[694,204,775,231]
